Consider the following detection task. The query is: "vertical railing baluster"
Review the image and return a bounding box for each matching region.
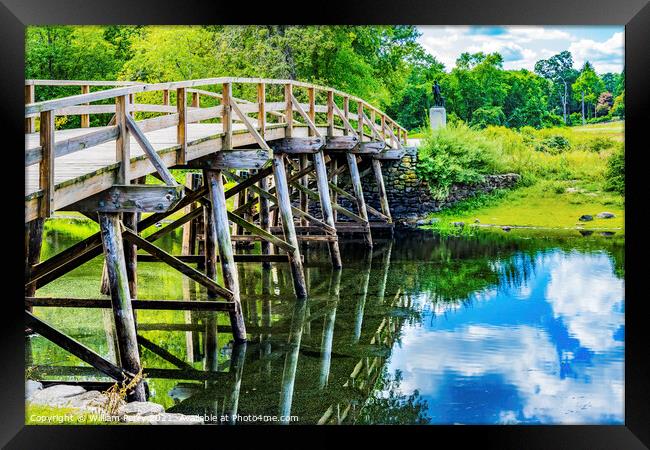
[163,89,170,106]
[80,85,90,128]
[39,110,55,218]
[327,90,334,137]
[177,87,187,164]
[191,91,200,125]
[357,102,364,142]
[25,84,35,134]
[257,82,266,137]
[284,83,293,137]
[343,96,350,136]
[115,95,130,184]
[222,83,232,149]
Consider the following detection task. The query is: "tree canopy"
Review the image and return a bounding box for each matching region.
[25,25,624,131]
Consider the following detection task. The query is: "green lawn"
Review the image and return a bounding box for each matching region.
[429,180,623,231]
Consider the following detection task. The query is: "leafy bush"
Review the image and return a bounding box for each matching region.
[604,146,625,194]
[611,91,624,118]
[416,124,499,199]
[470,106,506,129]
[569,112,583,126]
[534,135,571,154]
[541,112,565,128]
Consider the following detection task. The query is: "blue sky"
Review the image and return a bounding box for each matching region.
[416,26,624,74]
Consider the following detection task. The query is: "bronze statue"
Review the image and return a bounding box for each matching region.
[432,80,445,107]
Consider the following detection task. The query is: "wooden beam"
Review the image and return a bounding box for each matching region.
[227,211,295,253]
[291,94,322,137]
[137,254,291,263]
[284,83,293,137]
[346,153,372,248]
[25,311,129,382]
[230,99,271,151]
[123,229,235,301]
[373,148,406,160]
[257,82,266,138]
[270,137,324,154]
[64,184,184,213]
[126,115,177,186]
[372,158,392,222]
[184,149,270,170]
[26,297,236,311]
[324,136,359,151]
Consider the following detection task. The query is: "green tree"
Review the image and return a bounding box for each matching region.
[534,51,576,123]
[572,62,605,121]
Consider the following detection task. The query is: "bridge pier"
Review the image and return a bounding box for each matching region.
[98,212,146,401]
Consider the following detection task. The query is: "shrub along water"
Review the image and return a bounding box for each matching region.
[415,122,624,230]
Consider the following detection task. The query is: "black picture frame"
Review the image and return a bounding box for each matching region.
[1,0,647,447]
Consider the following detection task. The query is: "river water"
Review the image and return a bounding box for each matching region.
[28,222,624,424]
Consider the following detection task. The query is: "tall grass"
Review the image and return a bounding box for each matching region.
[416,123,622,197]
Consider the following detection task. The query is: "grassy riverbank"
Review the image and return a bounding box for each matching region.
[417,121,624,233]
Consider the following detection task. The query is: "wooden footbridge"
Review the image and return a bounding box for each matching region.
[24,78,408,401]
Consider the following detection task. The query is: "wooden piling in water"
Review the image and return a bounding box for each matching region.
[271,154,308,298]
[205,169,247,343]
[98,212,145,401]
[313,151,342,268]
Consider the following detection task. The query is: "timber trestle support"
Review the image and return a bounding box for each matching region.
[24,77,409,401]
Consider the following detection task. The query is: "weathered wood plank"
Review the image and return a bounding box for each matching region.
[186,149,270,170]
[270,137,324,154]
[324,136,359,151]
[373,148,406,160]
[347,153,373,248]
[372,158,392,222]
[227,211,295,253]
[64,184,184,213]
[177,87,187,164]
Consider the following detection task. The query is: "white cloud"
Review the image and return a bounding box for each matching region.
[382,250,624,424]
[569,32,625,73]
[417,26,624,74]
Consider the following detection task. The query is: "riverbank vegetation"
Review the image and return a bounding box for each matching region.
[416,121,624,231]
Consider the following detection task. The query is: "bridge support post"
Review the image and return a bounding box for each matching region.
[259,173,272,269]
[313,151,342,268]
[25,218,44,306]
[371,158,393,236]
[346,153,373,248]
[272,154,308,298]
[98,212,145,401]
[204,169,247,343]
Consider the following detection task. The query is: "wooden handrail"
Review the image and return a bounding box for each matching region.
[24,78,408,134]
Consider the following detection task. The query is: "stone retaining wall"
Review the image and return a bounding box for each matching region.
[334,146,520,222]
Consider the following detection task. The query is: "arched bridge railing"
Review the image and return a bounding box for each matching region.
[25,78,408,221]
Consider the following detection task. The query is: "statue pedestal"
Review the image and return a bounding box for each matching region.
[429,107,446,130]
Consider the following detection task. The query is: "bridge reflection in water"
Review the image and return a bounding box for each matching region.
[30,238,405,425]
